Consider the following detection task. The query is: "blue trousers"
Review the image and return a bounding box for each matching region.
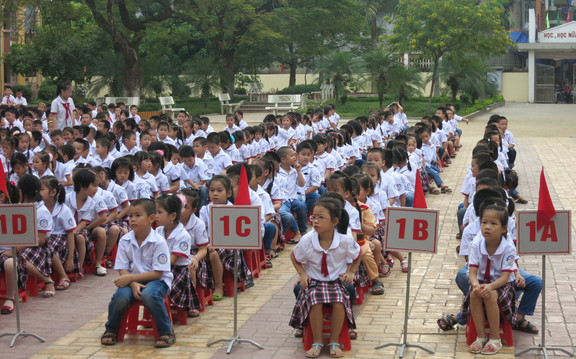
[105,280,172,335]
[281,199,307,233]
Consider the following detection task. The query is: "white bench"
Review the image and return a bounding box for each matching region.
[158,96,185,119]
[218,93,241,114]
[265,94,302,115]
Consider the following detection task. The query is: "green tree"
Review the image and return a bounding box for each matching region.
[361,49,396,109]
[388,0,513,108]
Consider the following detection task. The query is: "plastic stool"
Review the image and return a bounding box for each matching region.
[170,306,188,326]
[466,308,514,347]
[223,270,245,298]
[196,285,214,312]
[0,273,28,303]
[303,305,352,351]
[117,297,172,342]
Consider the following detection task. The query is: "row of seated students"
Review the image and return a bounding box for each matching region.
[431,114,541,356]
[0,102,467,352]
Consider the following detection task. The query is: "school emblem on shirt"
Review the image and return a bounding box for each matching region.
[39,219,49,229]
[157,253,168,265]
[506,254,515,266]
[179,241,189,252]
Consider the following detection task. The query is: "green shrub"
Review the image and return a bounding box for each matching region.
[37,81,57,101]
[276,84,320,94]
[11,85,33,101]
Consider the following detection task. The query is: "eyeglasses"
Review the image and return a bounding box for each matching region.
[310,215,331,222]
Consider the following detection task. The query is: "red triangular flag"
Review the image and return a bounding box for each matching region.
[0,162,9,203]
[234,165,251,205]
[413,169,427,209]
[537,167,556,230]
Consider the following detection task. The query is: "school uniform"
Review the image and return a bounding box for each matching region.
[289,229,361,330]
[106,229,173,336]
[211,149,232,177]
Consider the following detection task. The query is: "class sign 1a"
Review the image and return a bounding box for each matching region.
[210,205,262,250]
[384,207,439,254]
[516,210,571,255]
[0,204,38,247]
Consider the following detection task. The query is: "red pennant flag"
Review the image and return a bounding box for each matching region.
[234,165,251,206]
[0,162,10,203]
[413,169,427,209]
[537,167,556,230]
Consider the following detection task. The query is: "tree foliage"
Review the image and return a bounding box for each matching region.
[388,0,513,107]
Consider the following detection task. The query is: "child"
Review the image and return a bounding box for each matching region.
[101,199,175,348]
[206,132,232,176]
[156,195,201,318]
[40,176,77,286]
[277,146,308,238]
[289,195,361,358]
[32,151,54,178]
[464,201,517,355]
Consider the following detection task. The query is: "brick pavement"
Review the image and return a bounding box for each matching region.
[1,104,573,359]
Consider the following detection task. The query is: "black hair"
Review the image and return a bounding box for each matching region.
[110,157,135,182]
[131,198,156,216]
[18,174,42,202]
[315,193,349,234]
[156,194,182,223]
[40,176,66,204]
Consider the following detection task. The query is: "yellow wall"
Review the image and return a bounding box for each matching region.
[502,73,529,102]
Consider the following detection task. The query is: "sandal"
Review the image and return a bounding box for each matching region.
[441,186,452,193]
[429,187,440,195]
[515,318,539,334]
[294,328,304,338]
[100,331,117,346]
[371,280,384,295]
[436,314,458,331]
[328,342,343,358]
[155,331,176,348]
[379,264,391,278]
[401,260,409,272]
[43,281,56,298]
[481,338,502,355]
[305,343,323,358]
[187,309,200,318]
[469,337,488,354]
[1,298,15,314]
[349,329,357,340]
[56,278,71,291]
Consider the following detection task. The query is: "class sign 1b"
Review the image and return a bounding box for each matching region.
[385,207,438,253]
[0,204,38,247]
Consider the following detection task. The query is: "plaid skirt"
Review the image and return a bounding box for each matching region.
[289,279,356,330]
[21,245,52,278]
[460,281,518,326]
[191,248,214,290]
[46,233,81,273]
[75,228,95,266]
[217,249,248,282]
[170,265,201,310]
[354,262,371,288]
[0,252,28,290]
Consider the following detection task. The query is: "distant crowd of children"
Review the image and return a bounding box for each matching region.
[1,82,519,355]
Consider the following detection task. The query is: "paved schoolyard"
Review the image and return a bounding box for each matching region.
[1,103,574,359]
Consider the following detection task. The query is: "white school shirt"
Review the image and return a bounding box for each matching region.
[115,230,173,288]
[224,145,242,164]
[184,214,209,249]
[292,229,361,282]
[469,236,516,283]
[157,223,192,266]
[107,181,129,207]
[51,95,75,129]
[211,149,232,176]
[36,201,53,236]
[277,166,300,201]
[277,127,295,148]
[154,171,170,193]
[49,202,77,235]
[179,158,210,186]
[199,201,233,238]
[65,192,97,223]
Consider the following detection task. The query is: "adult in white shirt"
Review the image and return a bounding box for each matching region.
[51,82,75,129]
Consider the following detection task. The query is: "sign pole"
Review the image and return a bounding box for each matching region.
[0,247,45,347]
[516,255,573,358]
[375,252,434,357]
[207,249,263,354]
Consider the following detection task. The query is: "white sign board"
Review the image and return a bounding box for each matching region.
[0,204,38,246]
[516,210,571,255]
[210,205,261,249]
[385,207,438,253]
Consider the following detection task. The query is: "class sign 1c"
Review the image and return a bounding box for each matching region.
[385,207,438,253]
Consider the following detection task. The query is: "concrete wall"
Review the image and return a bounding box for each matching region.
[502,72,529,102]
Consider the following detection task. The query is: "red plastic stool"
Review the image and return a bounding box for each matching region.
[223,270,246,298]
[466,308,514,347]
[117,297,173,342]
[196,285,214,312]
[170,305,188,326]
[303,305,352,351]
[0,273,28,303]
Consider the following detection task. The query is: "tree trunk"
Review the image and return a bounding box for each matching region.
[289,64,297,87]
[428,58,439,111]
[123,48,141,97]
